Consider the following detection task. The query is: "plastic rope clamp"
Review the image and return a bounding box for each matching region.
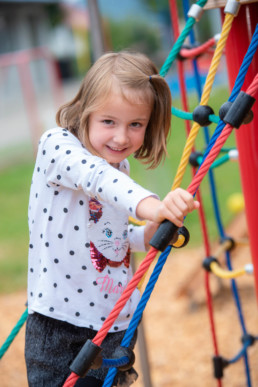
[189,151,203,167]
[202,256,219,272]
[219,100,254,125]
[220,236,235,251]
[223,91,256,128]
[192,105,215,126]
[241,333,256,347]
[224,0,241,16]
[172,226,190,248]
[212,355,229,379]
[112,346,135,371]
[70,339,102,377]
[187,4,204,21]
[150,220,179,252]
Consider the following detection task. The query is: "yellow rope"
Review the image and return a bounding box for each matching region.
[210,261,246,279]
[129,216,146,226]
[171,12,236,190]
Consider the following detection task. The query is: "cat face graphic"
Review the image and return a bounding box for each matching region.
[88,198,130,271]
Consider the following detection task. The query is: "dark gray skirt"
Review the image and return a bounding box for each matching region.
[25,312,138,387]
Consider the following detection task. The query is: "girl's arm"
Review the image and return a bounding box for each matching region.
[137,188,199,247]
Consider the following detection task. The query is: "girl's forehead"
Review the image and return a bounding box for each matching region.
[108,82,153,106]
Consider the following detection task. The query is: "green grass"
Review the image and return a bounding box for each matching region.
[0,161,34,293]
[0,86,242,294]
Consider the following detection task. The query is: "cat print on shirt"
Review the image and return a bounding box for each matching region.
[88,198,131,272]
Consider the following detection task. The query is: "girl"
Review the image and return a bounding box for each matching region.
[25,51,199,387]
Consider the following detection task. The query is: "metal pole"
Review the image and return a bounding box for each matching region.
[87,0,105,61]
[131,255,153,387]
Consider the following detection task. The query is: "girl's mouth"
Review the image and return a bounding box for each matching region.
[107,145,127,153]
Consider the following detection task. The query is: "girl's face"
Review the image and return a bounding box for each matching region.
[88,87,152,166]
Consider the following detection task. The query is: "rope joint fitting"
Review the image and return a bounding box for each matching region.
[189,151,203,167]
[220,91,255,129]
[70,339,102,377]
[187,4,204,21]
[193,105,215,126]
[220,236,235,251]
[241,333,256,347]
[202,256,219,272]
[172,226,190,248]
[150,220,179,251]
[112,346,135,371]
[224,0,241,16]
[212,355,229,379]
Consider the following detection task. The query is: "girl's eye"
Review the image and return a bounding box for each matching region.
[122,230,128,239]
[130,122,141,128]
[103,120,114,125]
[104,228,112,238]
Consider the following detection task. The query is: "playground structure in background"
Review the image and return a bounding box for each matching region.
[1,1,258,386]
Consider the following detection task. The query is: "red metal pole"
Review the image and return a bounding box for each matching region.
[222,3,258,300]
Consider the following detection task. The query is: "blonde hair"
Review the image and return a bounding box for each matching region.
[56,51,172,169]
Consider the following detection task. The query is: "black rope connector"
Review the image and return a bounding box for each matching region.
[150,220,179,252]
[241,333,256,347]
[172,226,190,248]
[70,339,103,377]
[220,236,235,251]
[112,346,135,371]
[222,91,255,128]
[202,256,219,272]
[192,105,214,126]
[189,151,203,167]
[219,100,254,125]
[212,355,229,379]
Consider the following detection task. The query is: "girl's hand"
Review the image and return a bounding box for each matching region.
[137,188,200,228]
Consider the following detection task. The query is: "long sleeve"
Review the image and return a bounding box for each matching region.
[39,128,157,220]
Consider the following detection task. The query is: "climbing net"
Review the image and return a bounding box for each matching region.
[1,1,258,386]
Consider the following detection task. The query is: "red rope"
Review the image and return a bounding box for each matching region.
[187,66,258,196]
[246,73,258,97]
[179,38,216,59]
[187,124,234,195]
[63,373,79,387]
[92,247,158,346]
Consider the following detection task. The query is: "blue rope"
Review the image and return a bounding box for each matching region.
[103,246,172,387]
[102,356,129,368]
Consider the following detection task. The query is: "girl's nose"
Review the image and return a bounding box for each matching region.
[114,127,128,145]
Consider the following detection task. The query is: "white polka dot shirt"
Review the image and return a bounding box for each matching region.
[27,127,158,332]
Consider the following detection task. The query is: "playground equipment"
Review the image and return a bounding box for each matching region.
[0,46,64,155]
[1,0,258,386]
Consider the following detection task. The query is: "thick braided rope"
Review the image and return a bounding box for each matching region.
[63,247,159,387]
[171,10,238,190]
[103,246,172,386]
[187,72,258,197]
[159,0,208,77]
[200,24,258,166]
[0,308,28,359]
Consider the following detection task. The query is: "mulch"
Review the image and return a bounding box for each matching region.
[1,212,258,387]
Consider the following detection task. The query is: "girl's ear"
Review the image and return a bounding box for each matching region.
[89,198,103,223]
